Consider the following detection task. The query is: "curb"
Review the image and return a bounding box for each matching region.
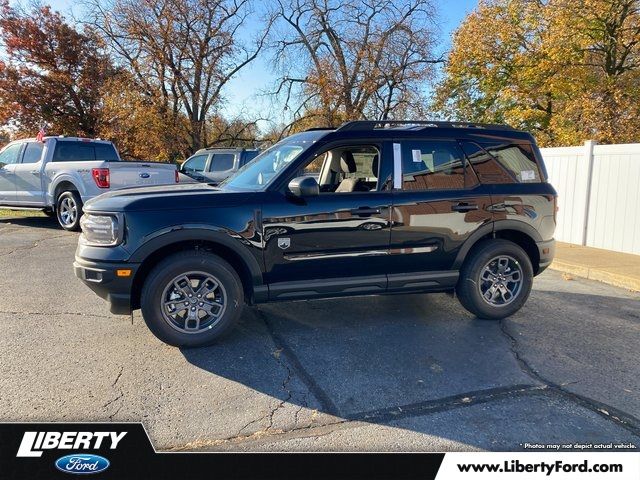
[550,260,640,292]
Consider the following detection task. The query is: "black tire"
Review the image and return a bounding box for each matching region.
[140,250,244,347]
[56,190,83,231]
[457,239,533,320]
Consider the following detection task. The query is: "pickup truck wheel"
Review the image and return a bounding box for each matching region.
[56,191,83,231]
[456,239,533,320]
[140,251,244,347]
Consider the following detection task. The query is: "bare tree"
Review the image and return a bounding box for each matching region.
[271,0,441,129]
[85,0,270,153]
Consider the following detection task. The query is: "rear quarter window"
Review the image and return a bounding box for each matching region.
[460,141,541,184]
[53,142,119,162]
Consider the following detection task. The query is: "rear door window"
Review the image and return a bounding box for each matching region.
[21,142,44,164]
[52,142,119,162]
[210,153,235,172]
[400,140,477,190]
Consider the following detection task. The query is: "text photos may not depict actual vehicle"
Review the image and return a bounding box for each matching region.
[74,120,556,347]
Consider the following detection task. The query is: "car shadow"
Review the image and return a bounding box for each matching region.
[0,215,61,230]
[180,289,640,450]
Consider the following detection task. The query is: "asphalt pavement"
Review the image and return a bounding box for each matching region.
[1,215,639,451]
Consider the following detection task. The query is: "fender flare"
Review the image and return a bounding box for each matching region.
[129,225,264,288]
[453,220,542,270]
[48,174,86,205]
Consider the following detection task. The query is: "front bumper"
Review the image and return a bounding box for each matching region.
[536,238,556,274]
[74,257,140,315]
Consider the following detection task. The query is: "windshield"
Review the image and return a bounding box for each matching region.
[221,131,327,191]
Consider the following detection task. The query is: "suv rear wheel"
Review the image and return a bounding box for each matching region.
[140,250,244,347]
[56,190,83,231]
[457,239,533,320]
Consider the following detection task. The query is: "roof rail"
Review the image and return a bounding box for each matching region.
[336,120,515,132]
[304,127,334,132]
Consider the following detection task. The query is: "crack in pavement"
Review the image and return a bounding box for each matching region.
[235,334,294,437]
[499,319,640,437]
[102,366,125,421]
[0,233,70,257]
[164,384,551,451]
[256,308,341,418]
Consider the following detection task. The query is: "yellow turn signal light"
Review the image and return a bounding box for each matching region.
[116,269,132,277]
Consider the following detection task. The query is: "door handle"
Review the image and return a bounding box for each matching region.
[350,207,381,216]
[452,202,479,212]
[30,170,40,175]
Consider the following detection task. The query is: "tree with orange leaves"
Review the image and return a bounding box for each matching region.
[0,1,114,137]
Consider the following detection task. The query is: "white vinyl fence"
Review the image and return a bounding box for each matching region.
[541,141,640,255]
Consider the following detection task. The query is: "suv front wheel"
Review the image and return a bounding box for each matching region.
[140,250,244,347]
[457,239,533,320]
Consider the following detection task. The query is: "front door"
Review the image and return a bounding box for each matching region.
[261,141,393,298]
[388,139,493,283]
[0,143,24,204]
[13,141,45,205]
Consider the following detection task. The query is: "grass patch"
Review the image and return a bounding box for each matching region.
[0,209,46,218]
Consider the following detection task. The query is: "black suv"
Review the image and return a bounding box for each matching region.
[74,121,556,347]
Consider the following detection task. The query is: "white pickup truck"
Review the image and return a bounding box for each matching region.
[0,136,178,230]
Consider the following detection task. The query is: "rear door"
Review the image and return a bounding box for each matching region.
[0,143,24,204]
[203,152,237,184]
[388,138,493,287]
[13,141,45,205]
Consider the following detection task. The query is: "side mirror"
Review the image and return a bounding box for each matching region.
[288,176,319,197]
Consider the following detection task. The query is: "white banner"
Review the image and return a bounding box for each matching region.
[437,452,640,480]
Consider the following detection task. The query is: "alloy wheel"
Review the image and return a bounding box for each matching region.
[160,271,227,334]
[478,255,523,306]
[59,197,77,226]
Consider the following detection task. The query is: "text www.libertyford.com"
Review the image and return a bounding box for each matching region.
[457,460,623,475]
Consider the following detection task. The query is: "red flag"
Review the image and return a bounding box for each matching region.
[36,127,45,143]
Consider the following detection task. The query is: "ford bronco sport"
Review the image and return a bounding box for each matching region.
[74,121,556,347]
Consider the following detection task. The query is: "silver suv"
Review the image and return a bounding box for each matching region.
[178,147,260,184]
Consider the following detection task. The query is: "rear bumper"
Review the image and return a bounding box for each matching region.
[74,257,139,315]
[536,238,556,274]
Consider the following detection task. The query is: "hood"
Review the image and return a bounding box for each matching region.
[84,183,257,212]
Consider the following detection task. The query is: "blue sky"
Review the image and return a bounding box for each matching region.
[25,0,479,122]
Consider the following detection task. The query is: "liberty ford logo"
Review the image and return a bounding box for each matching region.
[55,454,110,474]
[139,172,150,178]
[277,237,291,250]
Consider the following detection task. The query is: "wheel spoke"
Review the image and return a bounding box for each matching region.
[164,300,187,314]
[173,276,196,297]
[497,257,509,274]
[200,300,222,317]
[195,278,218,297]
[504,270,521,282]
[497,284,513,302]
[184,308,200,331]
[480,269,495,282]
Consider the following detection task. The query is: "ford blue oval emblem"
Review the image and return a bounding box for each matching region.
[139,172,150,178]
[55,454,110,475]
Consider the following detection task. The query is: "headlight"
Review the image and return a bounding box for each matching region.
[80,213,122,246]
